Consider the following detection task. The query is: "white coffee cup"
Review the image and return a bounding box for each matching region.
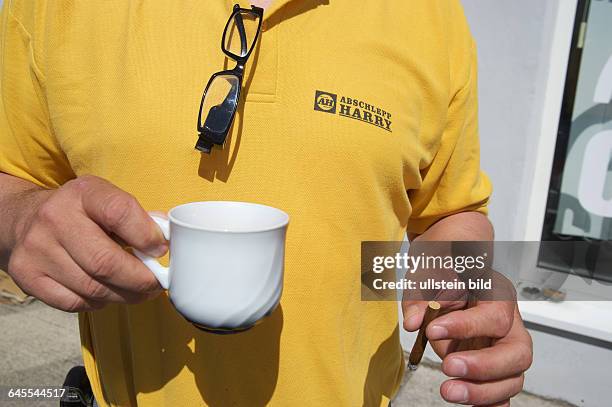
[135,201,289,334]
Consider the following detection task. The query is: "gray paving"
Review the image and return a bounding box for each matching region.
[0,301,570,406]
[0,301,81,407]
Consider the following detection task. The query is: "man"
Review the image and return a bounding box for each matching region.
[0,0,532,406]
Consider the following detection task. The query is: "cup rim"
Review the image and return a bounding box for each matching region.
[168,201,289,233]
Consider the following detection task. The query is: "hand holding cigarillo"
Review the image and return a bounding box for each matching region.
[402,297,532,406]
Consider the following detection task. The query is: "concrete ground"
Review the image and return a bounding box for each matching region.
[0,301,573,407]
[0,301,81,407]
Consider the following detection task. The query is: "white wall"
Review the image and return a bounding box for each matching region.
[408,3,612,406]
[462,0,560,240]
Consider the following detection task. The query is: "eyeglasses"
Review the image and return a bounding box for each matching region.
[195,4,264,154]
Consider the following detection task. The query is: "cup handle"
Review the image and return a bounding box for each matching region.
[134,214,171,290]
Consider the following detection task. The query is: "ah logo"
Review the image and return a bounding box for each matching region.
[314,90,337,114]
[313,89,392,132]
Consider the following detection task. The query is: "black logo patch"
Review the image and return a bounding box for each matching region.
[314,90,337,114]
[313,90,392,132]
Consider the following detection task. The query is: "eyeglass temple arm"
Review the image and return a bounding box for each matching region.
[233,12,248,56]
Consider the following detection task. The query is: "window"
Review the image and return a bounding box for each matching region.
[540,0,612,283]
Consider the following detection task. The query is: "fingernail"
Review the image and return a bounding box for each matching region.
[428,325,448,340]
[446,383,469,403]
[149,244,168,258]
[446,358,468,377]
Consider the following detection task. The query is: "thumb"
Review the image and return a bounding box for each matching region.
[402,298,469,332]
[402,301,431,331]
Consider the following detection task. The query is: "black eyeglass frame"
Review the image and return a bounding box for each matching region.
[196,4,264,153]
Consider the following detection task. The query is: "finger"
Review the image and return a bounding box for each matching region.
[440,374,524,406]
[402,299,467,331]
[441,341,533,381]
[427,301,515,341]
[54,214,163,293]
[110,210,168,249]
[18,274,104,312]
[74,176,167,256]
[42,244,157,304]
[34,243,122,303]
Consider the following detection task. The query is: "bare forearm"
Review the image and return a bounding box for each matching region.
[0,173,48,269]
[410,211,494,242]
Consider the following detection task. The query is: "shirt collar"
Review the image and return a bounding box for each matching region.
[236,0,302,22]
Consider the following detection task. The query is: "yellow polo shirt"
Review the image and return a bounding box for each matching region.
[0,0,491,405]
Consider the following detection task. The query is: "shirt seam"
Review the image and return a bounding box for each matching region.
[4,2,75,182]
[448,36,475,106]
[1,5,28,171]
[6,3,47,84]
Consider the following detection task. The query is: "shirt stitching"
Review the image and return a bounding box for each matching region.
[6,3,46,84]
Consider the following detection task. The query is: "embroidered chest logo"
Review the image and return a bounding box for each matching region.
[313,90,392,132]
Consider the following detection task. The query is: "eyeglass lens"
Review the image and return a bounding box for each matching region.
[223,10,261,58]
[200,75,240,142]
